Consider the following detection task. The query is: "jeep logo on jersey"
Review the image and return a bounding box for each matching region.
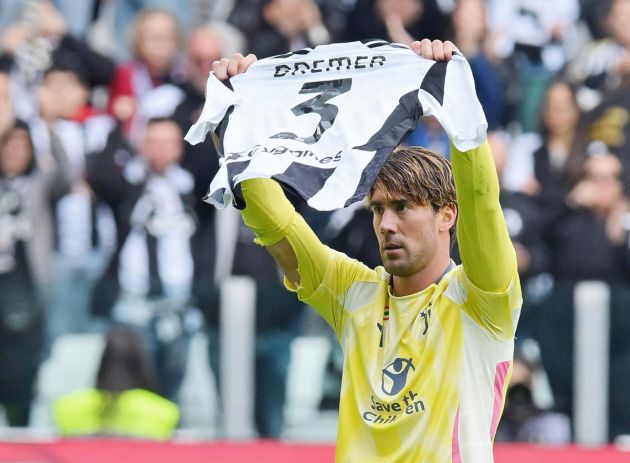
[381,358,415,396]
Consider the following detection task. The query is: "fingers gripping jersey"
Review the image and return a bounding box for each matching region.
[185,40,487,211]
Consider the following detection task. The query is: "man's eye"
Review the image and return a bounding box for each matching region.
[372,206,383,215]
[396,203,407,212]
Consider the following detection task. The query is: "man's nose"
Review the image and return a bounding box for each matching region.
[379,209,398,234]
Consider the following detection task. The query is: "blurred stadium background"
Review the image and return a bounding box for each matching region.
[1,0,630,461]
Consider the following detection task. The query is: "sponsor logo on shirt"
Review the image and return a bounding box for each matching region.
[381,357,415,395]
[363,389,426,425]
[360,358,426,426]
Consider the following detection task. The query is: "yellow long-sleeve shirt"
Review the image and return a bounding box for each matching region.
[240,141,521,463]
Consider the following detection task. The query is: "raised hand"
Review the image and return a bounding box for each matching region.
[411,39,457,62]
[212,53,258,81]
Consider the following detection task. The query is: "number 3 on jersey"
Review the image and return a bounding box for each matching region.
[271,78,352,144]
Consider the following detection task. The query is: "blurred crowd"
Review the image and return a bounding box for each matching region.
[1,0,630,444]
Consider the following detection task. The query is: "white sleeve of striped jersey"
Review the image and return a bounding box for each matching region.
[418,54,488,151]
[184,73,239,145]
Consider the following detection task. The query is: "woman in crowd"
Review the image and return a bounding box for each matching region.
[54,326,179,439]
[504,80,583,217]
[107,8,184,137]
[0,107,71,425]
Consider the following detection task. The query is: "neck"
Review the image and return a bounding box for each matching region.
[391,253,452,297]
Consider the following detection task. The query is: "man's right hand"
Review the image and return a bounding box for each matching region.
[212,53,258,81]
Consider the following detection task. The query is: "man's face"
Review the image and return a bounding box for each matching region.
[370,186,442,277]
[137,12,179,73]
[141,121,183,174]
[584,155,624,211]
[187,30,224,92]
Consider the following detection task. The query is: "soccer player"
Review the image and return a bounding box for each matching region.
[212,39,521,463]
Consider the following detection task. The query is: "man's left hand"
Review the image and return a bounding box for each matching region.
[411,39,456,62]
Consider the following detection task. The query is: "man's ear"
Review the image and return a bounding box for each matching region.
[439,204,457,232]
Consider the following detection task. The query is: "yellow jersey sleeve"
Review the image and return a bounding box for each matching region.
[240,178,378,338]
[451,141,520,339]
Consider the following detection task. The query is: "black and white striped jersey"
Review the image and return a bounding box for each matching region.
[185,40,487,211]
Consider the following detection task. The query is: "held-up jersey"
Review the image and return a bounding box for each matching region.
[185,40,487,211]
[238,142,521,463]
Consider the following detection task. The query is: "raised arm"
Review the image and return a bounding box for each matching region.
[239,177,330,293]
[212,55,330,294]
[414,39,516,292]
[451,141,516,292]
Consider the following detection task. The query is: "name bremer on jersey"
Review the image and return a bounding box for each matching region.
[274,55,387,78]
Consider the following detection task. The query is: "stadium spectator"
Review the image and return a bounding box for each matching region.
[487,0,580,71]
[495,351,570,443]
[54,326,179,439]
[343,0,450,45]
[538,151,630,439]
[174,24,234,200]
[88,117,201,402]
[577,99,630,191]
[503,80,583,216]
[547,150,630,287]
[33,59,116,344]
[486,0,580,131]
[569,0,630,107]
[107,8,184,136]
[112,0,194,61]
[534,81,583,201]
[0,0,115,121]
[0,91,71,425]
[172,24,243,333]
[230,0,336,58]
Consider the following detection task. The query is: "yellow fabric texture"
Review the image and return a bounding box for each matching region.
[241,178,331,303]
[239,142,521,462]
[452,141,516,293]
[240,178,296,246]
[451,141,519,340]
[53,388,179,440]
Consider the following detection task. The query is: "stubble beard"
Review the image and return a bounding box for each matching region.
[382,247,422,277]
[381,242,436,278]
